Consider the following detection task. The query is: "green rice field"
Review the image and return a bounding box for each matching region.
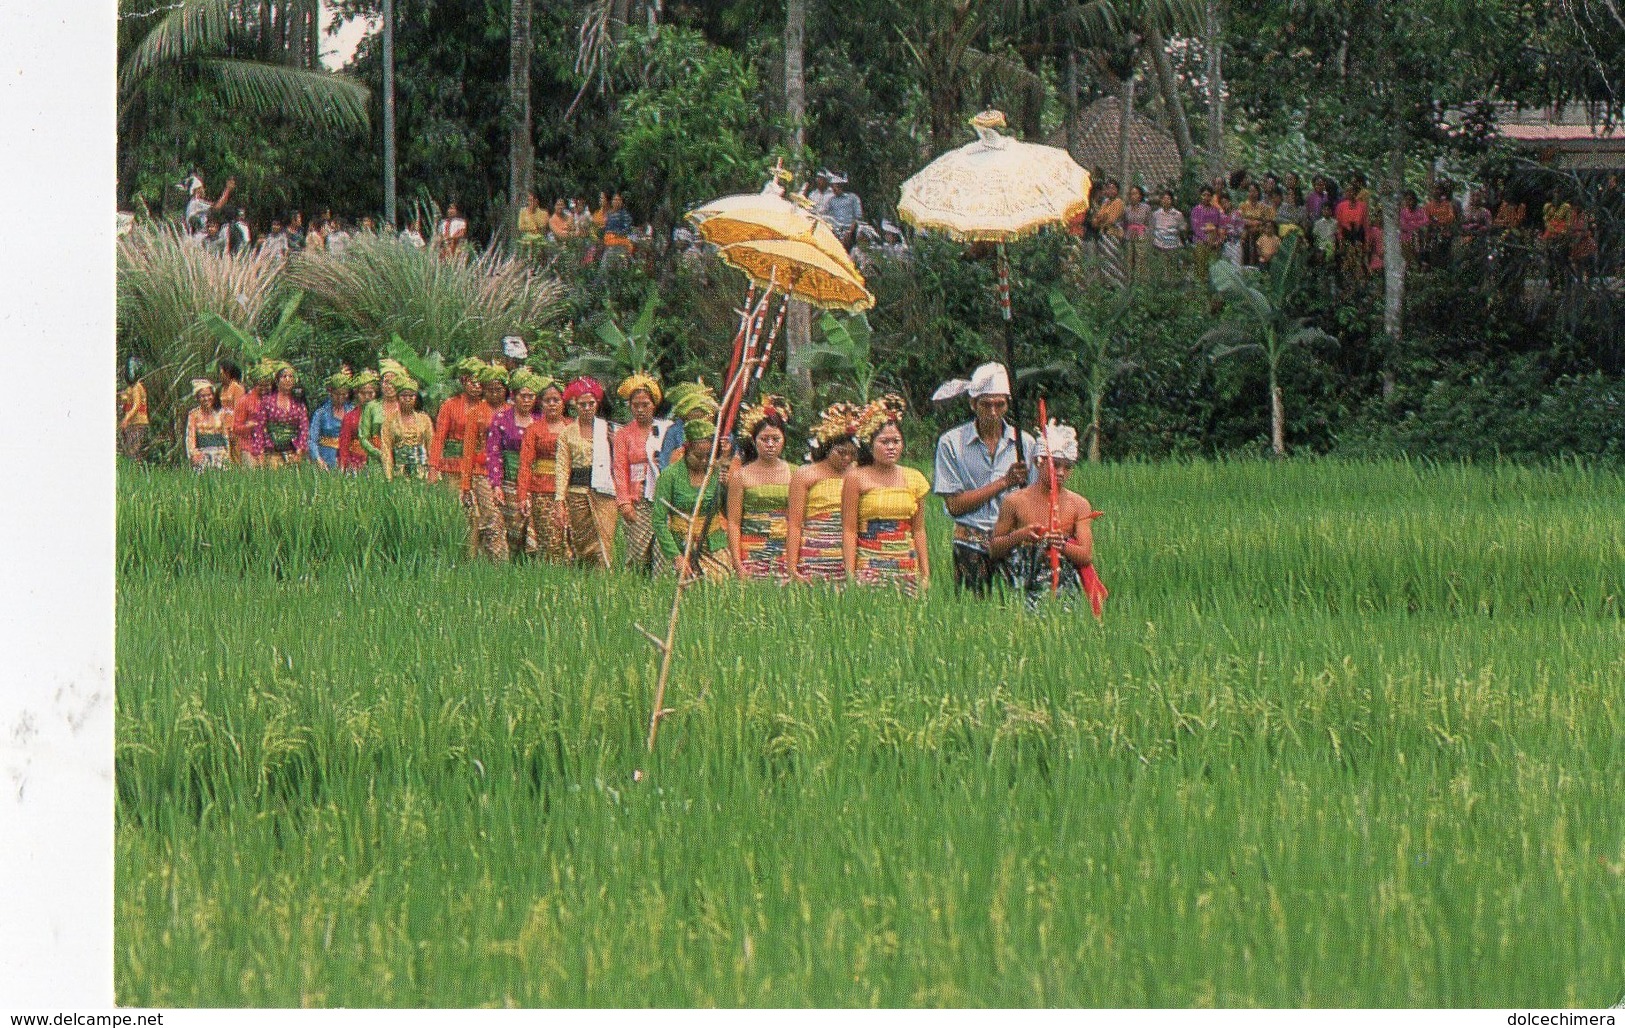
[115,459,1625,1007]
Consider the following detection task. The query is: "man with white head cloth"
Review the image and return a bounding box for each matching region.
[988,418,1106,613]
[932,361,1035,594]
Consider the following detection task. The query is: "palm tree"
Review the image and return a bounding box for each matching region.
[1200,235,1337,457]
[508,0,535,240]
[118,0,369,202]
[1048,288,1136,463]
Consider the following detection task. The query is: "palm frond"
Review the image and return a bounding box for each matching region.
[118,0,234,95]
[199,59,371,133]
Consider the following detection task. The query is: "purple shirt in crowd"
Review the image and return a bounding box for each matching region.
[1190,203,1223,244]
[486,406,530,489]
[1306,189,1331,222]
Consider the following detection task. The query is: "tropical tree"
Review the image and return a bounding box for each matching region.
[559,286,664,383]
[1200,235,1335,456]
[117,0,370,203]
[1048,288,1136,463]
[790,312,881,403]
[507,0,535,239]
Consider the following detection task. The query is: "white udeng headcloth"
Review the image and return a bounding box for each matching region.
[1033,419,1079,462]
[931,362,1011,402]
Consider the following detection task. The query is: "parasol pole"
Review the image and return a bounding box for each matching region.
[722,282,759,395]
[637,322,764,778]
[995,242,1013,322]
[1038,396,1061,597]
[750,286,794,397]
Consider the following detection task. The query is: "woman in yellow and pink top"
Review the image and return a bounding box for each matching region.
[786,402,860,584]
[841,395,931,596]
[612,371,667,575]
[184,379,231,470]
[727,396,794,582]
[118,358,149,461]
[553,376,618,569]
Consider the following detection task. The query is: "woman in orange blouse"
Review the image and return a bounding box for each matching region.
[460,364,510,560]
[516,377,571,564]
[431,358,485,489]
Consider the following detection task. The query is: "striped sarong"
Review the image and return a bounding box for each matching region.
[621,500,656,575]
[854,517,919,597]
[528,495,568,565]
[565,492,613,569]
[471,478,509,562]
[737,509,788,583]
[796,511,845,584]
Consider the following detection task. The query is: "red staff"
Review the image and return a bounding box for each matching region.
[1037,397,1062,596]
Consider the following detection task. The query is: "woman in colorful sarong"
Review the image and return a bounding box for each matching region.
[431,358,485,489]
[232,361,273,467]
[488,370,539,558]
[553,377,618,569]
[842,395,930,596]
[337,371,378,472]
[307,372,352,470]
[358,370,402,467]
[727,395,794,583]
[184,379,232,470]
[786,402,860,584]
[259,362,309,469]
[381,378,434,481]
[651,413,732,581]
[460,364,510,559]
[516,376,571,564]
[613,372,670,575]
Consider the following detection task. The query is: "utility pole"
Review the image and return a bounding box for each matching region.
[383,0,397,228]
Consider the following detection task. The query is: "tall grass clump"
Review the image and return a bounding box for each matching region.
[116,224,285,444]
[286,234,571,361]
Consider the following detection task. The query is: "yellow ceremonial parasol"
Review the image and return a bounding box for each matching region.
[718,238,874,313]
[898,109,1091,320]
[688,187,860,279]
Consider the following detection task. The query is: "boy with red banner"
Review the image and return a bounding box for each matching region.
[988,418,1107,617]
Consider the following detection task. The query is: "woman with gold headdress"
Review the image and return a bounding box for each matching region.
[337,370,379,472]
[516,373,571,563]
[651,391,733,581]
[487,368,541,558]
[380,376,435,481]
[260,362,309,468]
[460,363,510,559]
[430,357,486,488]
[727,395,794,582]
[232,360,273,467]
[307,371,352,470]
[786,402,861,584]
[554,376,618,569]
[185,378,232,470]
[842,395,931,596]
[613,371,671,575]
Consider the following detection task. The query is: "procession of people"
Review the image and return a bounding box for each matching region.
[160,348,1105,610]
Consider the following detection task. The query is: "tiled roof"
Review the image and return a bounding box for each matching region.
[1049,95,1184,190]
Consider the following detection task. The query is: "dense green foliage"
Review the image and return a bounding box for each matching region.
[117,462,1624,1005]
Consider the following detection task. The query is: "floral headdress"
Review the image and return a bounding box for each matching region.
[854,394,907,445]
[736,394,793,437]
[809,402,863,447]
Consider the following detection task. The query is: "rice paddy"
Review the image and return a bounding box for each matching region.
[115,459,1625,1007]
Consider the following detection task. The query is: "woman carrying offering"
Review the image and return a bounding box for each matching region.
[487,369,539,559]
[787,403,861,585]
[651,396,732,582]
[554,377,618,569]
[460,364,509,559]
[613,372,671,575]
[307,372,352,470]
[727,396,794,583]
[380,378,434,481]
[260,363,309,468]
[842,395,931,596]
[516,376,571,564]
[184,379,232,470]
[337,370,378,472]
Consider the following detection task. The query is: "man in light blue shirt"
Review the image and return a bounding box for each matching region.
[823,174,863,247]
[932,362,1034,594]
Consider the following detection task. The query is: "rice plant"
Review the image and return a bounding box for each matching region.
[114,458,1625,1007]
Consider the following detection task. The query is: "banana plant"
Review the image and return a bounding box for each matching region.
[1047,288,1137,463]
[197,289,311,368]
[384,334,454,411]
[1201,234,1337,457]
[790,311,879,403]
[559,285,662,384]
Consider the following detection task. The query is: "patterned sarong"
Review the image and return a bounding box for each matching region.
[854,517,919,596]
[737,509,788,582]
[528,495,568,565]
[796,511,844,583]
[471,478,509,561]
[654,511,732,581]
[1005,544,1109,617]
[621,500,656,575]
[565,492,613,569]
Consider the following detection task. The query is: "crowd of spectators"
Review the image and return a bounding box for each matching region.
[1068,167,1614,286]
